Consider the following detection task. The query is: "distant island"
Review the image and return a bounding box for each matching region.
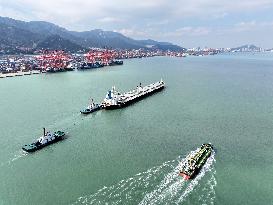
[230,44,263,52]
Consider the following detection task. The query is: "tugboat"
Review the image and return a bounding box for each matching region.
[65,63,75,71]
[108,60,123,66]
[46,67,66,73]
[22,128,65,152]
[179,143,213,180]
[79,62,104,69]
[46,67,55,73]
[80,99,101,114]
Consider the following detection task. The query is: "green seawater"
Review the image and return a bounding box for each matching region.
[1,53,273,204]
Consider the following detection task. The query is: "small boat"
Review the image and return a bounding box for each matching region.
[22,71,31,75]
[5,73,16,77]
[31,70,41,74]
[80,99,101,114]
[79,62,104,70]
[46,67,55,73]
[179,143,213,180]
[0,74,6,78]
[64,63,75,71]
[46,67,65,73]
[15,72,24,76]
[22,128,65,152]
[108,60,123,66]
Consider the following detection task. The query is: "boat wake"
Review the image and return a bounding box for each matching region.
[9,150,28,163]
[0,150,28,168]
[73,151,216,205]
[1,111,94,168]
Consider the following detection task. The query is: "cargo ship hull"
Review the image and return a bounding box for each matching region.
[104,85,164,110]
[179,144,213,180]
[179,151,212,180]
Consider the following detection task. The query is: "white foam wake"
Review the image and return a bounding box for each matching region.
[73,151,216,205]
[175,151,216,204]
[73,159,175,205]
[9,150,28,163]
[0,150,28,168]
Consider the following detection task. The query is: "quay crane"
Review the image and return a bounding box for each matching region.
[36,50,73,72]
[84,50,115,65]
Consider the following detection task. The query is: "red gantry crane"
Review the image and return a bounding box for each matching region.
[36,50,72,72]
[84,49,117,65]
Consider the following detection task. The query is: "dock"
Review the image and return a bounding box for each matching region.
[0,70,42,79]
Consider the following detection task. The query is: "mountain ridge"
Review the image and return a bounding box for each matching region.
[230,44,262,52]
[0,16,185,53]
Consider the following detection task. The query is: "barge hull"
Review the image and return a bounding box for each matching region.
[104,85,164,110]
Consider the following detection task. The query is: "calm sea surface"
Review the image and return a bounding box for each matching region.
[1,53,273,205]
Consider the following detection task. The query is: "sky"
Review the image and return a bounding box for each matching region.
[1,0,273,48]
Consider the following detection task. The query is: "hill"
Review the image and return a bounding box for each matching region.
[0,16,185,53]
[231,44,262,52]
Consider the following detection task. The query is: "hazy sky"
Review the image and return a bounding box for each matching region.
[1,0,273,48]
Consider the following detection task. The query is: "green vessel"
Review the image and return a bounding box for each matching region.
[22,128,65,152]
[179,143,213,180]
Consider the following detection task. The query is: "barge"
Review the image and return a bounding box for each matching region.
[101,79,165,109]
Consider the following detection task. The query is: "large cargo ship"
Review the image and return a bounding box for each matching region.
[179,143,213,180]
[101,79,165,109]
